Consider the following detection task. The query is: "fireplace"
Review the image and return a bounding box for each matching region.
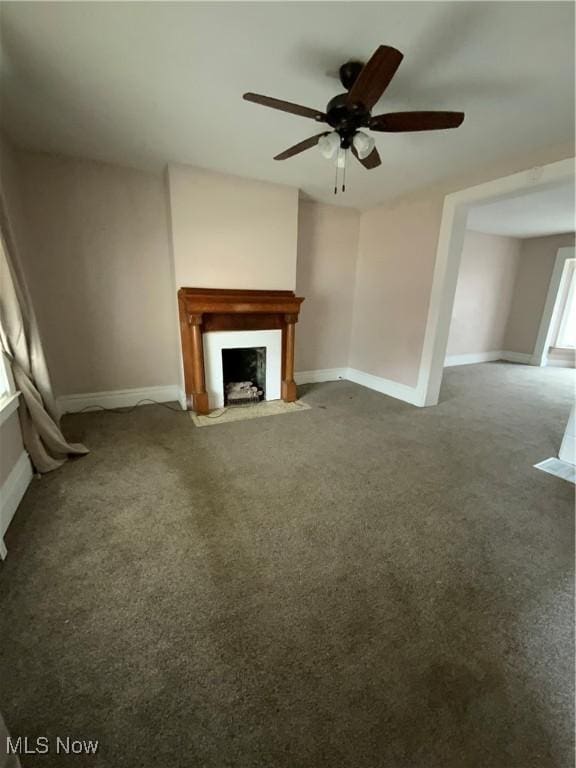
[203,329,281,410]
[222,347,266,405]
[178,288,305,414]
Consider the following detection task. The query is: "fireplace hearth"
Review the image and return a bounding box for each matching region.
[178,288,305,414]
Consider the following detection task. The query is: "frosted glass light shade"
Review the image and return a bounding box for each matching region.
[352,131,375,160]
[318,132,340,159]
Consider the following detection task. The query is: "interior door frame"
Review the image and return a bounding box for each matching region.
[415,157,575,407]
[531,246,575,366]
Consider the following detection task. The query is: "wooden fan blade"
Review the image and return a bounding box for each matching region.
[346,46,403,110]
[243,93,326,122]
[351,145,382,170]
[274,133,329,160]
[369,111,465,132]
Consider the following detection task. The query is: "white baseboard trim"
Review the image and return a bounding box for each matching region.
[444,350,534,367]
[500,350,533,364]
[57,367,422,418]
[545,359,576,368]
[444,351,503,367]
[345,367,422,406]
[58,385,184,414]
[296,367,421,406]
[0,450,33,559]
[543,349,575,368]
[295,368,347,385]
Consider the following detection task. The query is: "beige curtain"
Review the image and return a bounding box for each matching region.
[0,194,88,473]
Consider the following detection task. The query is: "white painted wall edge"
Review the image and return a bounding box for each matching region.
[559,405,575,465]
[0,450,33,559]
[58,385,185,413]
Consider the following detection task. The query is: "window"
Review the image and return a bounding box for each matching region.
[0,351,19,426]
[0,352,14,400]
[0,237,18,410]
[555,260,576,349]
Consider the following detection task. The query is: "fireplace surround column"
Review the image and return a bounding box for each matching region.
[189,314,210,415]
[281,313,298,402]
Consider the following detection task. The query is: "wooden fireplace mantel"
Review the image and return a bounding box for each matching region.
[178,288,305,414]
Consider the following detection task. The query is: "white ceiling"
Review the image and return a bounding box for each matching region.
[467,182,575,238]
[0,2,574,209]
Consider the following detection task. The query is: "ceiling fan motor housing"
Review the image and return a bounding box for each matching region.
[325,93,370,148]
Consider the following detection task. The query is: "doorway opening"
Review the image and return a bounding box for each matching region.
[417,157,575,406]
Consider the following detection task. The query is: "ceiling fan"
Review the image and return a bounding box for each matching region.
[243,45,465,193]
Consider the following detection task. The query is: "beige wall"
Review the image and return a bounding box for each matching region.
[446,231,521,356]
[5,150,353,398]
[504,232,576,354]
[15,151,180,396]
[348,143,574,388]
[168,165,299,290]
[295,202,359,371]
[3,138,573,402]
[349,196,443,386]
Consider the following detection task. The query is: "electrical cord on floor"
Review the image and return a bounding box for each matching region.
[74,399,186,414]
[204,407,229,419]
[73,400,235,418]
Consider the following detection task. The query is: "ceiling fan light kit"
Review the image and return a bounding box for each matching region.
[243,44,465,194]
[352,131,375,160]
[318,132,340,159]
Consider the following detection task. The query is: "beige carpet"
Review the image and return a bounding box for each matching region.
[190,398,311,427]
[0,362,573,768]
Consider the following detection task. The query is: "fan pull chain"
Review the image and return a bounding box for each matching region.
[334,159,338,195]
[342,149,347,193]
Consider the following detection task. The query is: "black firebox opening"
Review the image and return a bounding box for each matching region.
[222,347,266,406]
